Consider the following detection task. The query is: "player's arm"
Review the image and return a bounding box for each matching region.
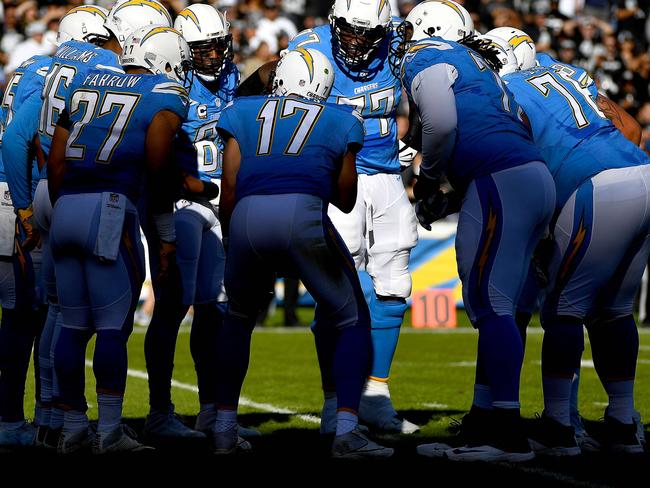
[411,63,457,188]
[410,63,461,229]
[146,109,184,279]
[596,94,642,146]
[47,111,70,206]
[236,61,279,97]
[3,93,41,211]
[218,133,241,243]
[331,150,358,214]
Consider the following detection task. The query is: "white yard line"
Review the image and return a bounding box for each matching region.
[83,360,320,425]
[421,402,450,409]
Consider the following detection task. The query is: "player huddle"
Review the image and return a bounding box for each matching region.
[0,0,647,461]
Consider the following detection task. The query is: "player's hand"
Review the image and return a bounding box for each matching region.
[156,240,178,285]
[182,174,220,200]
[415,190,460,230]
[399,140,418,168]
[17,206,40,253]
[413,173,440,201]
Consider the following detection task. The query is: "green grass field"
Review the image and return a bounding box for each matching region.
[11,309,650,485]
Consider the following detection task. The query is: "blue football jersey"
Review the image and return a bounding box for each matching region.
[2,94,43,208]
[217,95,365,202]
[504,65,649,209]
[401,38,541,190]
[176,61,239,180]
[0,56,52,205]
[39,40,122,157]
[59,70,189,202]
[287,24,401,175]
[0,55,51,145]
[536,52,598,99]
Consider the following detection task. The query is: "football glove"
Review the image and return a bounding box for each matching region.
[415,190,462,230]
[156,240,178,286]
[17,206,40,253]
[398,140,418,169]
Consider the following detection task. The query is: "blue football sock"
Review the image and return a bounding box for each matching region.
[569,367,581,418]
[358,271,374,306]
[215,311,255,408]
[335,410,358,436]
[476,313,524,409]
[144,282,188,411]
[191,303,222,404]
[97,393,123,434]
[53,327,91,413]
[63,410,88,435]
[214,409,237,433]
[472,384,493,410]
[588,315,638,423]
[94,330,129,396]
[0,307,36,422]
[369,297,406,379]
[333,324,371,412]
[312,321,337,392]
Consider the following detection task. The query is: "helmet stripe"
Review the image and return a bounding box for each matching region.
[140,26,179,44]
[295,48,315,83]
[114,0,172,23]
[178,8,201,32]
[508,34,533,48]
[440,1,465,24]
[378,0,388,17]
[68,6,108,19]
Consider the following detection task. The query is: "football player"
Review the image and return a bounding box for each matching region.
[491,26,644,451]
[282,0,419,436]
[3,0,172,448]
[140,4,239,441]
[47,25,191,454]
[214,48,393,458]
[503,45,650,456]
[0,6,110,448]
[397,1,555,462]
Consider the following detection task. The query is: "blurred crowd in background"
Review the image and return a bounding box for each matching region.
[0,0,648,143]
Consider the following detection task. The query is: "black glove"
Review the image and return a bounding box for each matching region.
[413,173,440,201]
[415,190,462,230]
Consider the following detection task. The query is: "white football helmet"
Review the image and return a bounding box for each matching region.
[487,27,536,70]
[273,48,334,103]
[481,33,519,76]
[174,4,232,82]
[120,26,192,85]
[329,0,391,68]
[105,0,173,48]
[56,6,110,46]
[405,0,474,42]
